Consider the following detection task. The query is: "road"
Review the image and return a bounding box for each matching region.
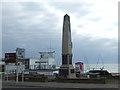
[1,80,119,89]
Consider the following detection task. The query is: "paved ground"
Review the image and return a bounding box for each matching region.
[1,80,119,89]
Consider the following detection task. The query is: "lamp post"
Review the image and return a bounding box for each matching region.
[22,65,24,83]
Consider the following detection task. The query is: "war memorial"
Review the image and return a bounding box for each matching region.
[1,14,119,90]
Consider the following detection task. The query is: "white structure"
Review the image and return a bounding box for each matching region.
[37,51,55,69]
[29,51,55,69]
[5,62,25,73]
[29,58,40,69]
[28,51,56,75]
[39,51,55,65]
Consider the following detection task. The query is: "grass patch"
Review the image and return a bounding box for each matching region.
[105,78,118,83]
[47,78,56,82]
[0,72,4,74]
[0,72,4,78]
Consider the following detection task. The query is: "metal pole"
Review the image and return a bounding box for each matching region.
[6,65,8,82]
[0,72,2,79]
[16,64,18,83]
[22,65,24,83]
[22,71,24,83]
[6,70,8,82]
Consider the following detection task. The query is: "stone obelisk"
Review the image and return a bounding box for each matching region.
[59,14,76,78]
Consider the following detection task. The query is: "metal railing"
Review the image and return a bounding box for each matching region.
[25,65,56,70]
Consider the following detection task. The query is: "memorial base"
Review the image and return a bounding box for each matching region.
[59,64,76,79]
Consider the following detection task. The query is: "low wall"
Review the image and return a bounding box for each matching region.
[4,74,48,82]
[56,78,106,84]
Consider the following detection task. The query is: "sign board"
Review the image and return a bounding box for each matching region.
[16,48,25,59]
[75,62,84,72]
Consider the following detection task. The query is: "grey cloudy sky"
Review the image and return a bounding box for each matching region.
[2,0,118,64]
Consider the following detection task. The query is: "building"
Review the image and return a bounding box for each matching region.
[3,48,29,74]
[16,48,25,59]
[0,60,5,72]
[27,51,57,76]
[3,48,58,76]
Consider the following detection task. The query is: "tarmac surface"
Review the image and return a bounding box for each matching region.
[1,80,119,89]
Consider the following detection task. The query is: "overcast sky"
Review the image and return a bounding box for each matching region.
[2,0,118,64]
